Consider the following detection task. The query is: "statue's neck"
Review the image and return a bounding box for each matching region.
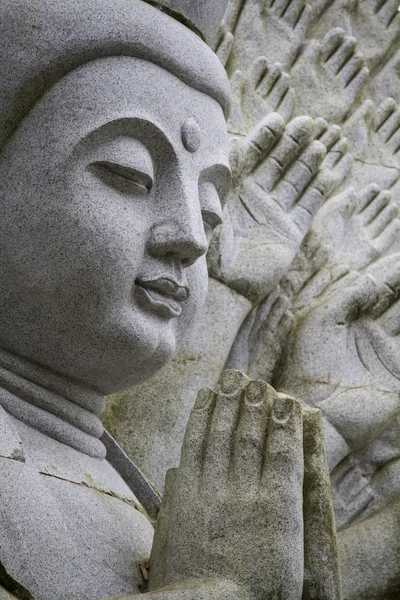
[0,348,106,458]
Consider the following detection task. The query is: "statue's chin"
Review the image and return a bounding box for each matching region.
[85,327,180,397]
[101,351,175,396]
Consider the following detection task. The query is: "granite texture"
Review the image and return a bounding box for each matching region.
[143,0,230,45]
[0,2,339,600]
[106,1,400,599]
[150,371,341,600]
[0,2,267,599]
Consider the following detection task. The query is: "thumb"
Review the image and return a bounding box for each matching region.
[330,274,377,323]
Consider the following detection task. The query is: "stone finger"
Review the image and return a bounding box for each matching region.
[256,116,315,192]
[250,56,269,89]
[276,140,327,211]
[179,388,217,485]
[362,189,391,224]
[294,3,311,34]
[377,298,400,335]
[265,294,291,332]
[302,407,342,600]
[328,270,361,296]
[345,65,369,101]
[370,0,383,13]
[321,28,346,63]
[293,268,333,312]
[317,123,341,151]
[369,203,398,238]
[245,112,285,173]
[202,370,249,490]
[273,0,292,17]
[377,0,400,28]
[269,72,291,109]
[278,86,295,122]
[375,97,397,131]
[291,169,333,226]
[375,218,400,254]
[149,468,178,589]
[329,151,353,191]
[215,31,234,67]
[378,108,400,144]
[231,380,271,493]
[313,117,329,140]
[340,51,365,87]
[357,183,381,214]
[258,63,283,98]
[328,36,357,74]
[385,119,400,153]
[322,137,349,170]
[277,310,296,341]
[163,467,178,507]
[290,203,317,235]
[331,274,378,322]
[283,0,306,28]
[227,70,245,135]
[261,394,303,493]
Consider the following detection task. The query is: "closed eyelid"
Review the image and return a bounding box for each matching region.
[87,135,154,186]
[90,160,153,192]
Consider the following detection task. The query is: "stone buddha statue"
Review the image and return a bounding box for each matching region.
[0,2,341,599]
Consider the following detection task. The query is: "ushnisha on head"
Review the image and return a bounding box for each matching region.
[0,0,231,395]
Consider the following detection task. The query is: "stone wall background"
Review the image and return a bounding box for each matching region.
[103,2,400,598]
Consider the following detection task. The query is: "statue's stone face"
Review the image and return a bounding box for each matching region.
[0,57,230,394]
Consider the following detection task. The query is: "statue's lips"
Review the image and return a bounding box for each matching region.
[135,277,189,319]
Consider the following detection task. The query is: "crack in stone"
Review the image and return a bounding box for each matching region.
[38,471,146,514]
[354,158,400,170]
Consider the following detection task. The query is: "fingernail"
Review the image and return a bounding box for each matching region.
[194,388,215,410]
[273,395,294,423]
[245,380,268,406]
[220,370,249,395]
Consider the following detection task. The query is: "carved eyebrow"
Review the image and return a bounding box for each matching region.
[90,160,153,192]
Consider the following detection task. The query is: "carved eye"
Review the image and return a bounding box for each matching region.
[89,161,153,195]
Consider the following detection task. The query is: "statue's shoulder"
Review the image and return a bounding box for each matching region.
[0,405,24,462]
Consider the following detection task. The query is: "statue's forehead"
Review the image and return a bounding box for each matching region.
[40,56,228,162]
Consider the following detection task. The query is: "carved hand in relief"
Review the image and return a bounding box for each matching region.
[309,0,399,71]
[312,183,400,270]
[343,97,400,169]
[149,370,341,600]
[207,114,351,304]
[228,57,295,136]
[346,0,400,70]
[277,262,400,467]
[228,0,311,72]
[291,28,368,124]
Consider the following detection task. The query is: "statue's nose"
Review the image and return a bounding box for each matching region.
[147,221,208,267]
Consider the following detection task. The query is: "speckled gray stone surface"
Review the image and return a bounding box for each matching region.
[0,1,252,599]
[145,0,230,45]
[106,2,400,599]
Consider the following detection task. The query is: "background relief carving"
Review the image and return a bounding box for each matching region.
[103,2,400,598]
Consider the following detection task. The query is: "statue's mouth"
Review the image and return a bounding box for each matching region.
[135,277,189,319]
